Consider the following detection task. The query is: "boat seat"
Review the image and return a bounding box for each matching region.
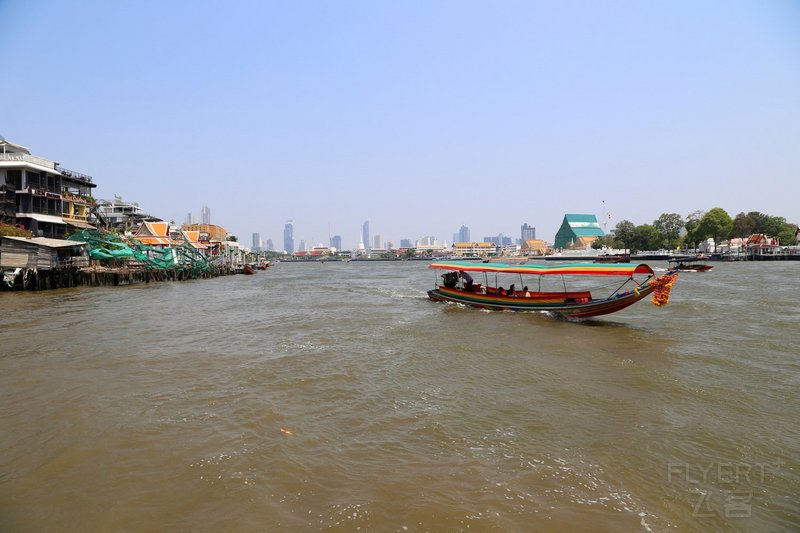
[566,291,592,303]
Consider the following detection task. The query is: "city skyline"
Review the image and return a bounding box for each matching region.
[2,2,798,244]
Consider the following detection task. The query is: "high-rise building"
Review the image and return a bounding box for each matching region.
[484,234,512,246]
[283,221,294,253]
[299,239,306,252]
[185,212,195,225]
[457,225,470,242]
[252,232,260,251]
[362,221,370,252]
[521,223,536,242]
[400,239,412,248]
[201,205,211,224]
[266,239,274,251]
[372,234,382,250]
[330,235,342,251]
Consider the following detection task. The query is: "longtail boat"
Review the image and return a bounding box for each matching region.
[668,255,713,272]
[427,261,677,319]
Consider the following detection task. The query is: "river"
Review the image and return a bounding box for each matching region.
[1,261,798,531]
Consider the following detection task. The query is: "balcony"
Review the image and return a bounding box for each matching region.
[0,152,58,171]
[60,167,94,184]
[0,154,94,184]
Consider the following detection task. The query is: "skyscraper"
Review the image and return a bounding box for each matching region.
[457,225,470,243]
[283,221,294,253]
[373,234,382,250]
[362,221,370,252]
[330,235,342,251]
[201,205,211,224]
[266,239,274,251]
[521,223,536,242]
[400,239,412,248]
[184,212,195,225]
[252,232,260,251]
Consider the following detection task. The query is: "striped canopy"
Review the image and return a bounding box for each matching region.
[429,261,655,276]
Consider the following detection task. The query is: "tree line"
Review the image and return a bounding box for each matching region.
[591,208,799,252]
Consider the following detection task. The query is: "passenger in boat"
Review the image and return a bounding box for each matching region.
[523,285,530,297]
[507,284,516,297]
[459,271,474,291]
[496,286,505,296]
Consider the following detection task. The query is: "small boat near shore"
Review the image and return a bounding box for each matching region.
[593,254,631,264]
[243,264,256,275]
[669,255,713,272]
[427,261,678,319]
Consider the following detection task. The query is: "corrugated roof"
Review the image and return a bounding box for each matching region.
[2,236,86,248]
[16,212,66,224]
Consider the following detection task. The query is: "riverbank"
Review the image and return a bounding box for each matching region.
[1,263,239,291]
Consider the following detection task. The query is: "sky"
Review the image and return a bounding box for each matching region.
[2,0,799,249]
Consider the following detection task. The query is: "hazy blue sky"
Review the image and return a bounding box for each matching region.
[2,0,798,249]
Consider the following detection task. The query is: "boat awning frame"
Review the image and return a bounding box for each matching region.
[429,261,655,276]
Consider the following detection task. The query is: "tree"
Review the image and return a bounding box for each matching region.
[614,220,636,251]
[226,234,238,242]
[653,213,684,250]
[732,212,755,239]
[760,215,787,237]
[778,223,799,246]
[682,210,705,250]
[696,208,733,252]
[591,235,622,250]
[629,224,661,252]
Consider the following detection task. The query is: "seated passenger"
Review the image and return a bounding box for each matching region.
[459,270,474,291]
[507,283,516,296]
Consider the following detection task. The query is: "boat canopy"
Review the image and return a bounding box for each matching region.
[429,261,655,276]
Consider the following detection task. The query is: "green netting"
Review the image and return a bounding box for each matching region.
[68,229,214,274]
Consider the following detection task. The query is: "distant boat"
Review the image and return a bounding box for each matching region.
[243,264,256,275]
[427,261,678,319]
[483,257,529,264]
[669,255,713,272]
[593,254,631,264]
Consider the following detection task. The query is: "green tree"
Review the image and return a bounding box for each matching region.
[403,248,417,258]
[778,223,798,246]
[629,224,661,252]
[682,210,705,250]
[591,234,622,250]
[760,215,787,237]
[732,212,755,239]
[614,220,636,251]
[696,208,733,252]
[653,213,684,250]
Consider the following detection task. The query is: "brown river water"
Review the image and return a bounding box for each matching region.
[1,261,798,531]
